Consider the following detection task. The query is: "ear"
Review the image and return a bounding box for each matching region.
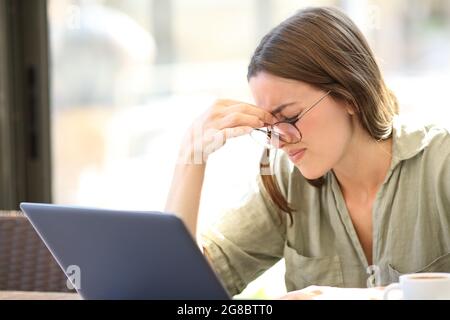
[345,101,356,115]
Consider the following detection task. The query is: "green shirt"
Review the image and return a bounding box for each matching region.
[202,117,450,296]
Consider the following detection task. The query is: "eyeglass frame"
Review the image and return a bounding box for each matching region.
[252,90,331,146]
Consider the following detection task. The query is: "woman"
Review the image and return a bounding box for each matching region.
[165,7,450,298]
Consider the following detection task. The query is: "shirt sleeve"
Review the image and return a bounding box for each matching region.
[435,130,450,214]
[201,170,289,296]
[426,127,450,246]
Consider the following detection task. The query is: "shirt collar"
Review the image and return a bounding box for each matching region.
[390,115,431,167]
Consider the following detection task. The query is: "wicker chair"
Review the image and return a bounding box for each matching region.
[0,210,74,292]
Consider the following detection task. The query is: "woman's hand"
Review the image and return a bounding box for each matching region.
[179,99,277,164]
[278,288,324,300]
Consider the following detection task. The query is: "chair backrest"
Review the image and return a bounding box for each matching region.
[0,211,74,292]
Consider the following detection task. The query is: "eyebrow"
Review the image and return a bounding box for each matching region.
[271,102,298,116]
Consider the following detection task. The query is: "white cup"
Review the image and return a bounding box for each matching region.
[383,273,450,300]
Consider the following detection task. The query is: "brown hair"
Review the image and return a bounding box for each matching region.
[247,7,398,224]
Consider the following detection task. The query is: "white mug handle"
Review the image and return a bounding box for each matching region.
[383,282,402,300]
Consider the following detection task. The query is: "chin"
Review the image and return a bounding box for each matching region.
[296,164,327,180]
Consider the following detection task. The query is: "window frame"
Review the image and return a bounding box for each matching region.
[0,0,51,209]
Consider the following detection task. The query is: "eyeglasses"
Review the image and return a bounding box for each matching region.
[250,90,331,149]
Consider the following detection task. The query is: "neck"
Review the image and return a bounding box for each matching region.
[332,130,393,204]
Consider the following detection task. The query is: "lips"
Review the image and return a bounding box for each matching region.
[288,148,306,157]
[288,148,306,162]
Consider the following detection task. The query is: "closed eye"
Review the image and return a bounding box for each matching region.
[285,115,299,122]
[282,111,303,122]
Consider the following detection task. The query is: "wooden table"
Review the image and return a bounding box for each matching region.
[0,291,81,300]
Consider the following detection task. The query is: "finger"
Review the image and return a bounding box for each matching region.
[278,292,314,300]
[223,126,254,139]
[215,98,247,106]
[218,113,265,130]
[224,103,277,125]
[201,126,252,156]
[204,126,253,147]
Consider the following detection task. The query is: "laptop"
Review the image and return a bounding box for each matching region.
[20,202,230,300]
